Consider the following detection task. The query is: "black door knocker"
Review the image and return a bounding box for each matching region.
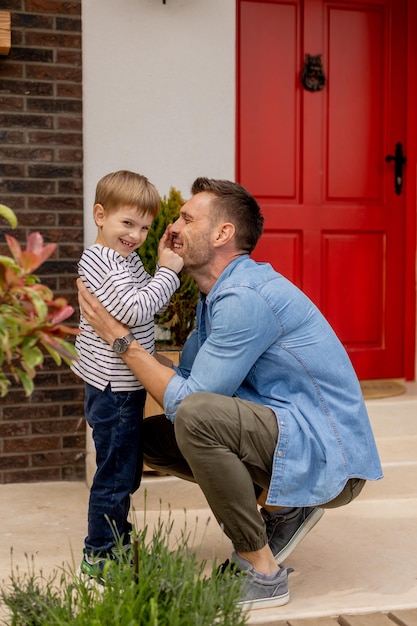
[301,54,326,92]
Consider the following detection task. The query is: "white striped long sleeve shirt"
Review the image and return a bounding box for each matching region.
[71,245,180,391]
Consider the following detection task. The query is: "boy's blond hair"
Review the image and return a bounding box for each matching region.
[94,170,160,218]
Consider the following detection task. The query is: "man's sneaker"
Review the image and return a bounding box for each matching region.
[261,506,324,563]
[222,552,292,610]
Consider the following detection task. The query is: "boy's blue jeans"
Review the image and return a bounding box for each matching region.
[84,383,146,556]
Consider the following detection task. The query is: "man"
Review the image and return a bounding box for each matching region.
[78,177,383,610]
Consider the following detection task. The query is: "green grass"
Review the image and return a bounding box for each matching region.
[0,516,248,626]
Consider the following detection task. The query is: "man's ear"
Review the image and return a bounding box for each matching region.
[213,222,235,247]
[93,203,106,226]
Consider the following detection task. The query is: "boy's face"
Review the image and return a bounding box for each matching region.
[94,204,154,257]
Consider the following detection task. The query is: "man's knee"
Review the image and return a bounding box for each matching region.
[175,392,217,452]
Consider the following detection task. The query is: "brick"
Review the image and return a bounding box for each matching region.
[57,83,82,98]
[16,211,56,226]
[1,403,61,420]
[56,117,82,130]
[0,130,25,143]
[26,1,81,17]
[56,17,81,32]
[0,422,30,437]
[32,418,84,435]
[27,98,82,114]
[0,79,53,95]
[0,113,53,128]
[0,96,24,110]
[13,13,53,29]
[1,3,23,15]
[57,210,83,226]
[26,64,82,81]
[29,388,85,404]
[2,468,61,483]
[0,195,25,209]
[0,455,30,470]
[10,29,23,46]
[57,244,84,258]
[32,450,84,466]
[0,179,56,194]
[27,163,82,178]
[59,180,83,194]
[3,436,61,453]
[25,31,81,49]
[62,433,85,448]
[0,163,25,176]
[28,195,80,210]
[0,63,24,78]
[62,403,84,417]
[56,50,82,66]
[9,47,53,62]
[0,147,54,161]
[28,131,82,145]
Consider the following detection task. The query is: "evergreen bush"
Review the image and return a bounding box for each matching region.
[138,188,199,347]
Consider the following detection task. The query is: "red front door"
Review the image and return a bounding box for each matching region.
[237,0,409,379]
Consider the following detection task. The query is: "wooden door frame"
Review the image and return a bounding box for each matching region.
[235,0,417,381]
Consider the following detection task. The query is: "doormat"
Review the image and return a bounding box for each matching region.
[360,379,406,400]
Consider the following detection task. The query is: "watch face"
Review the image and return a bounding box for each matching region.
[113,334,134,354]
[113,337,128,354]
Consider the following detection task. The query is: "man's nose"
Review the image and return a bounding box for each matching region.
[169,218,180,234]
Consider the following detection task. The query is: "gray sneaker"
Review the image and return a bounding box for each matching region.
[227,553,292,610]
[261,506,324,562]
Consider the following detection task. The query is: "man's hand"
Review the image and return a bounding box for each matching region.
[77,279,129,346]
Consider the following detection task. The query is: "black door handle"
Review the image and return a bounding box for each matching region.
[385,142,406,195]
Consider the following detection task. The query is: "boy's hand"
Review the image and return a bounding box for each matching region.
[158,230,184,274]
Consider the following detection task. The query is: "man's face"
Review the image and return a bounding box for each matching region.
[168,192,217,273]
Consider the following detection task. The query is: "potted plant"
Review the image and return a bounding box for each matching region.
[138,187,199,349]
[0,203,78,397]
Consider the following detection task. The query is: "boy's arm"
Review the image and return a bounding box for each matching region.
[80,247,181,326]
[77,279,175,405]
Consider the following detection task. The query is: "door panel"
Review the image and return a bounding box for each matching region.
[237,0,407,379]
[239,1,300,199]
[327,6,384,200]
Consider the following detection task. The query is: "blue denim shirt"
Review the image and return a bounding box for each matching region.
[164,255,383,506]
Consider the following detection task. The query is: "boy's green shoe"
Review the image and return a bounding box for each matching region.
[79,549,108,586]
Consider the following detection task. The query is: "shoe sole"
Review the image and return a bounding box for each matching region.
[239,589,290,610]
[274,507,324,563]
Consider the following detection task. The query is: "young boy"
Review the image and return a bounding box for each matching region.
[71,170,183,579]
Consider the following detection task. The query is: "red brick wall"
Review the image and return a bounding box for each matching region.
[0,0,86,483]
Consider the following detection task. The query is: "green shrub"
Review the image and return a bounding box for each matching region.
[0,204,78,397]
[1,518,248,626]
[138,189,199,347]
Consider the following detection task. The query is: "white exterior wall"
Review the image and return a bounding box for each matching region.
[82,0,236,246]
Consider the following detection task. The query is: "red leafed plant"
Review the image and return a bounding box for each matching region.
[0,204,78,397]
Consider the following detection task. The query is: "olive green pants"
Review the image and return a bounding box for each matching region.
[142,392,365,553]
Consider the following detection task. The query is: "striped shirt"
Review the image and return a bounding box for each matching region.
[71,244,180,391]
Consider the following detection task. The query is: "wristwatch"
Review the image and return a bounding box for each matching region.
[112,333,135,354]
